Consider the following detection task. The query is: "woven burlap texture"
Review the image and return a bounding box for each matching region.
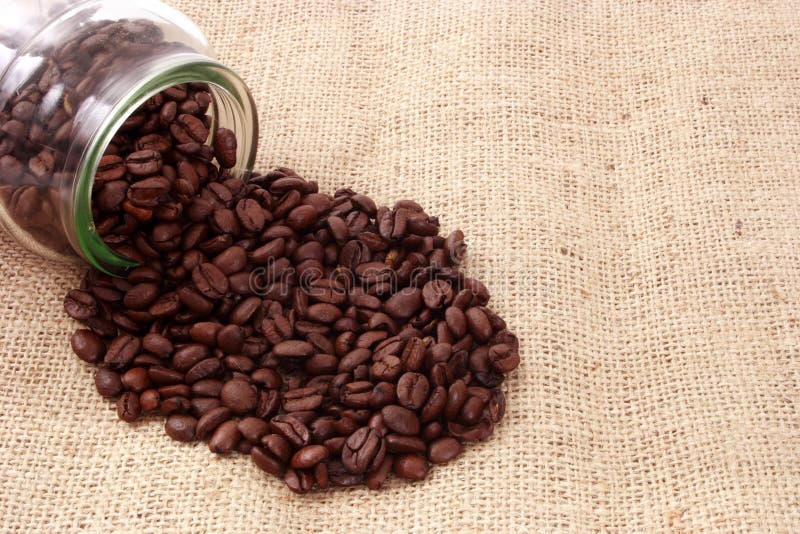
[1,0,799,531]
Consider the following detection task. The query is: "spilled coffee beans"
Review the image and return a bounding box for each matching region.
[63,86,520,493]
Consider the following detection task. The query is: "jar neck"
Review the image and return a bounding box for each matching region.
[64,53,258,275]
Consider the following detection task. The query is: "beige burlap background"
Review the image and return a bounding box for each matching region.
[1,0,799,531]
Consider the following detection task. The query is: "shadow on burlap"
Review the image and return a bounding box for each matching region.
[0,1,798,531]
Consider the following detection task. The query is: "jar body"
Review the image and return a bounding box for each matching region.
[0,0,257,274]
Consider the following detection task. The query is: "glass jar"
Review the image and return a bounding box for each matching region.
[0,0,258,274]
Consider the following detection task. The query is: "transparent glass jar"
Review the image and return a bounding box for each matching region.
[0,0,258,274]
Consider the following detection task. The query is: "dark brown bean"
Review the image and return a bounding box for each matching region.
[428,437,462,463]
[290,445,329,469]
[393,454,429,481]
[117,392,141,422]
[397,372,430,410]
[208,419,241,454]
[71,329,105,363]
[165,414,197,442]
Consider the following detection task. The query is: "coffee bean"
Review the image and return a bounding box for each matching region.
[385,434,427,454]
[428,437,462,463]
[338,348,372,373]
[140,389,160,412]
[220,378,258,414]
[305,303,342,324]
[488,389,506,422]
[465,307,493,343]
[270,415,310,448]
[283,387,324,412]
[251,446,285,477]
[213,128,237,168]
[365,455,393,490]
[422,279,453,309]
[126,149,162,176]
[117,391,141,422]
[171,114,209,145]
[104,333,141,370]
[384,288,423,320]
[397,372,430,410]
[273,340,314,358]
[290,445,329,469]
[447,418,494,441]
[71,329,105,363]
[393,453,429,480]
[237,417,270,444]
[342,426,386,474]
[96,155,127,181]
[381,405,420,436]
[489,343,520,373]
[123,283,160,310]
[165,414,197,442]
[95,367,123,397]
[445,379,468,420]
[121,367,150,392]
[64,290,98,320]
[196,406,233,439]
[262,433,292,463]
[209,419,241,453]
[192,263,229,299]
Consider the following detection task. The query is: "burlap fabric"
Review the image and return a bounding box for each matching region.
[1,0,798,531]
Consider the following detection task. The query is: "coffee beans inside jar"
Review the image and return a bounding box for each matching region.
[64,86,520,493]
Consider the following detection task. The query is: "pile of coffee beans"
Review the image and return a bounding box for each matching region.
[64,87,520,493]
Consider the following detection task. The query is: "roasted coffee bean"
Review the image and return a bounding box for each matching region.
[165,414,197,442]
[209,419,241,454]
[71,329,105,363]
[237,417,270,444]
[283,387,324,412]
[104,334,141,370]
[192,263,229,299]
[447,418,494,441]
[95,367,123,397]
[220,378,258,414]
[217,324,245,353]
[445,379,468,420]
[384,288,423,320]
[385,434,427,454]
[273,340,314,358]
[126,149,162,176]
[140,389,160,412]
[213,128,237,168]
[396,372,429,410]
[381,405,420,436]
[422,280,453,309]
[117,392,141,422]
[262,433,293,463]
[338,347,371,373]
[270,415,310,448]
[290,445,329,469]
[342,426,386,474]
[393,453,429,481]
[428,437,462,463]
[484,389,504,424]
[196,406,233,439]
[251,446,285,477]
[489,343,520,373]
[121,367,150,392]
[64,290,98,320]
[465,307,493,343]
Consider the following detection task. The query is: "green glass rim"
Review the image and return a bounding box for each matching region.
[73,57,257,276]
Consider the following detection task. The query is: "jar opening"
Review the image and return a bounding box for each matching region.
[70,56,258,276]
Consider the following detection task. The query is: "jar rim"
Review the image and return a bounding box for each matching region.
[70,54,258,276]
